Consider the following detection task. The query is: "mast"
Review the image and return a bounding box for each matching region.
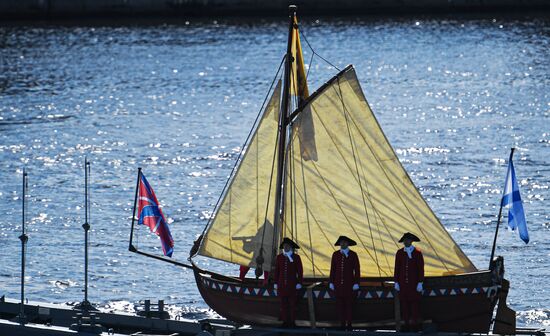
[18,169,28,324]
[270,5,297,272]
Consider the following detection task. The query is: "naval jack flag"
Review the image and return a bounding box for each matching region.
[501,153,529,244]
[137,173,175,257]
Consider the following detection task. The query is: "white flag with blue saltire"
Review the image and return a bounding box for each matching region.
[501,156,529,243]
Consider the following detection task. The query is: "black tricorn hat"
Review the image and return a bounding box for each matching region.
[280,237,300,249]
[398,232,420,243]
[334,235,357,246]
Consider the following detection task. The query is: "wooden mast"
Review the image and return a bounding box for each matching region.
[269,5,297,273]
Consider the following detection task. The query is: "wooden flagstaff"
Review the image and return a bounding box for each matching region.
[489,148,515,268]
[129,167,141,250]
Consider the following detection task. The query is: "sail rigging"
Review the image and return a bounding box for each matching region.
[284,66,476,277]
[188,8,506,332]
[196,11,476,278]
[197,81,282,269]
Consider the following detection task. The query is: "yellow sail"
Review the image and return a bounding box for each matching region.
[283,66,477,277]
[290,16,309,100]
[197,81,281,268]
[289,17,317,162]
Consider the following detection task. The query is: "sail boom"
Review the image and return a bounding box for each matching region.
[288,64,353,123]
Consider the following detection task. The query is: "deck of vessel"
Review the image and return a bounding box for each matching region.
[0,296,546,336]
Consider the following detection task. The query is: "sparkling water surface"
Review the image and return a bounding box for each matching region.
[0,14,548,327]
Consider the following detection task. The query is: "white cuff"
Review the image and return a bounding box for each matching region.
[295,284,302,290]
[352,284,360,291]
[394,282,400,291]
[273,284,278,290]
[329,283,335,291]
[416,282,423,292]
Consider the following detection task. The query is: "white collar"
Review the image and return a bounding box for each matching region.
[283,250,294,262]
[340,247,350,257]
[404,245,415,259]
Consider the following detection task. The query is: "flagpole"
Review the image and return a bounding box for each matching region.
[489,147,515,268]
[18,168,28,324]
[78,157,93,310]
[129,167,141,251]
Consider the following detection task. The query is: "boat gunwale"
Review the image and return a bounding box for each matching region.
[192,261,495,288]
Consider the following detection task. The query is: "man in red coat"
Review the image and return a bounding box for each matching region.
[394,232,425,331]
[273,237,303,327]
[329,235,361,330]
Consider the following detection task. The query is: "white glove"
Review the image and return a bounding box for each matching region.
[296,284,302,290]
[329,283,335,291]
[416,282,423,292]
[352,284,360,291]
[394,282,400,291]
[273,284,277,290]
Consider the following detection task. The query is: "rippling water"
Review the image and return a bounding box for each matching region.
[0,14,548,328]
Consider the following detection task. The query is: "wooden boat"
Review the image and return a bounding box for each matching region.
[131,5,516,333]
[192,264,508,332]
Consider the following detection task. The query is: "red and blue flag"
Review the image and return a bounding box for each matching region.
[138,173,174,257]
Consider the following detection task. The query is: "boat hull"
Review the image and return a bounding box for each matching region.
[194,268,499,332]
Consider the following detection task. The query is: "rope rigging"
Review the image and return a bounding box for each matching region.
[196,56,286,242]
[299,30,342,72]
[337,78,383,277]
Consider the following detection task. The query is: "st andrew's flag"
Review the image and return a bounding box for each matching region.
[138,173,174,257]
[501,155,529,244]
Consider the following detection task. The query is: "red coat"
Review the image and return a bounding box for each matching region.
[394,247,424,300]
[274,253,303,297]
[329,250,360,297]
